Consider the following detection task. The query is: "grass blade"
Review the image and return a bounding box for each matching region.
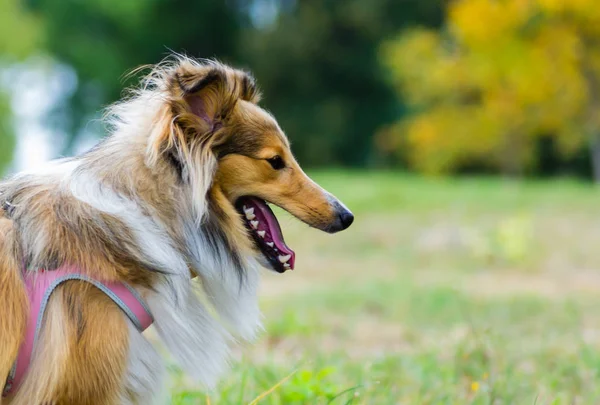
[327,385,363,404]
[248,369,298,405]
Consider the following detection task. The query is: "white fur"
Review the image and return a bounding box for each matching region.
[147,279,233,389]
[69,170,190,301]
[120,323,165,405]
[199,262,262,341]
[182,217,262,341]
[23,158,79,178]
[187,150,217,223]
[69,170,244,388]
[28,227,48,270]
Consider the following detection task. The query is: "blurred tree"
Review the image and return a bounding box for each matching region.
[0,0,42,173]
[1,0,41,59]
[381,0,600,179]
[240,0,444,167]
[0,95,17,174]
[27,0,245,154]
[27,0,444,167]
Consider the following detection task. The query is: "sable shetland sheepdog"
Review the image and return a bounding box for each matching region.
[0,56,353,404]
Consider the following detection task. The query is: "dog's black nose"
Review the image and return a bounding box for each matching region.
[339,209,354,230]
[326,201,354,233]
[324,198,354,233]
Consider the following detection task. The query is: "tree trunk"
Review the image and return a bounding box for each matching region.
[582,52,600,183]
[502,130,523,178]
[590,132,600,183]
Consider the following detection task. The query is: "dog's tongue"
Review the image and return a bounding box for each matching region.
[242,197,295,270]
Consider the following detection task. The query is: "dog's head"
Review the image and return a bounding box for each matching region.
[148,58,353,273]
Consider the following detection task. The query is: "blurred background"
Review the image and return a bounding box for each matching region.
[5,0,600,403]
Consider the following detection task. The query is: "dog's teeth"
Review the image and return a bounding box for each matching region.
[278,254,291,263]
[283,263,291,269]
[257,230,266,238]
[266,242,274,248]
[251,220,259,229]
[244,207,255,220]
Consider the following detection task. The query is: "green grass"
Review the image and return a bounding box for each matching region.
[169,172,600,404]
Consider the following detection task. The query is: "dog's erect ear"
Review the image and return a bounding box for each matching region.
[176,67,229,130]
[174,62,261,131]
[177,67,225,95]
[176,63,261,104]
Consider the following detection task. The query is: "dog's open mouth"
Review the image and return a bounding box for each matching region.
[236,197,295,273]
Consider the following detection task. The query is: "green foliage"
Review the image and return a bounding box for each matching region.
[6,0,600,176]
[277,368,342,403]
[168,278,600,403]
[380,0,600,177]
[27,0,244,153]
[0,94,16,174]
[0,0,41,59]
[20,0,445,167]
[0,0,41,173]
[266,308,323,339]
[170,363,354,404]
[240,0,443,167]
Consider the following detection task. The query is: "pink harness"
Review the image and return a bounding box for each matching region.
[2,266,153,397]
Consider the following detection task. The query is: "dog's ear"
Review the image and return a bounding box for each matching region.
[176,63,261,103]
[176,67,230,132]
[175,62,261,130]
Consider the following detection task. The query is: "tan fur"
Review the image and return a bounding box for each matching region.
[215,151,338,231]
[9,284,129,405]
[0,217,27,404]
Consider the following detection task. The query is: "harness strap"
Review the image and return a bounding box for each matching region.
[2,266,153,397]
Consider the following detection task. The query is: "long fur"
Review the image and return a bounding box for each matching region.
[0,56,264,404]
[0,54,349,404]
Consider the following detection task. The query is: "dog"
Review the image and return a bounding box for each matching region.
[0,56,353,405]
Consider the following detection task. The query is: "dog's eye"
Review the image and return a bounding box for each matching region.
[267,156,285,170]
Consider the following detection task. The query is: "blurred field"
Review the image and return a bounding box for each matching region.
[170,171,600,405]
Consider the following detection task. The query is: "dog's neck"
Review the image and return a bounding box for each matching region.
[73,137,264,356]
